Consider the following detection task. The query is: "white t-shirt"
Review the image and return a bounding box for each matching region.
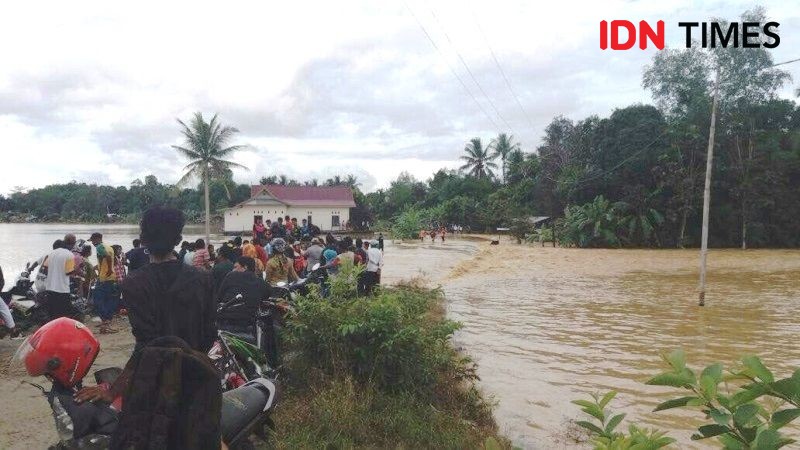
[43,248,75,294]
[366,247,383,273]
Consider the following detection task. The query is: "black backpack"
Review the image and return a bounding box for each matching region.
[111,336,222,450]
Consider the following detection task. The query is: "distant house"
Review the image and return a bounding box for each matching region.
[223,185,356,234]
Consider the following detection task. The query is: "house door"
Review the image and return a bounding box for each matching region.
[331,215,340,229]
[307,215,313,225]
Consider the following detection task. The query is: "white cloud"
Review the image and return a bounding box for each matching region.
[0,0,797,194]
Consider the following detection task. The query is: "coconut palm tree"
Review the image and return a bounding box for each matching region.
[489,133,520,184]
[173,112,246,244]
[459,138,498,179]
[344,174,361,189]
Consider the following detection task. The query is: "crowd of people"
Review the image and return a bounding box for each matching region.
[0,210,386,339]
[0,207,389,447]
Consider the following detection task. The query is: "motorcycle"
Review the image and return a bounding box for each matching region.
[1,262,87,332]
[271,263,326,303]
[15,318,278,450]
[213,294,278,386]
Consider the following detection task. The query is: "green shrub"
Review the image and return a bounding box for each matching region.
[271,264,508,448]
[390,208,430,240]
[285,267,463,392]
[574,350,800,450]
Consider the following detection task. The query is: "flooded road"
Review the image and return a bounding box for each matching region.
[386,237,800,449]
[1,225,798,449]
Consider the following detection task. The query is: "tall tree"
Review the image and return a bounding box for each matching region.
[173,112,246,244]
[489,133,520,184]
[460,138,497,179]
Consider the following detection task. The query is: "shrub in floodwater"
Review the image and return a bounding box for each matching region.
[285,265,466,392]
[573,349,800,450]
[390,207,431,240]
[273,264,508,448]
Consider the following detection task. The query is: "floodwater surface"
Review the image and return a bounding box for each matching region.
[387,237,800,449]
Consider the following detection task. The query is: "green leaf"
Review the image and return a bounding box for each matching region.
[701,363,723,382]
[770,377,800,404]
[605,413,625,434]
[599,391,617,408]
[691,424,730,440]
[771,408,800,429]
[646,369,695,388]
[572,399,596,409]
[653,396,700,412]
[710,408,732,426]
[733,404,759,428]
[731,384,768,407]
[576,420,604,436]
[665,349,686,371]
[754,429,781,450]
[718,434,746,450]
[742,356,774,383]
[701,375,719,400]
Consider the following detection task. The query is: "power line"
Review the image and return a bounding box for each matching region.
[427,6,518,136]
[469,3,536,139]
[771,57,800,67]
[401,0,500,131]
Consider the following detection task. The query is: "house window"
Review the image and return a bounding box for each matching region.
[331,215,340,228]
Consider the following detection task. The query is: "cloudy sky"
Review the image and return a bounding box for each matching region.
[1,0,798,194]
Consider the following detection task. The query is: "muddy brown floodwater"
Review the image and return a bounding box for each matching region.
[2,231,799,449]
[438,238,800,449]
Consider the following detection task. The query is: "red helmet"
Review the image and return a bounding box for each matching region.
[15,317,100,387]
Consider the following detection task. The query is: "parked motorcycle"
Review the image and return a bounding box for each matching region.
[1,261,87,332]
[213,294,277,386]
[15,318,278,450]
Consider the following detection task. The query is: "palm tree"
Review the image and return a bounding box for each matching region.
[489,133,520,184]
[173,112,246,244]
[344,174,361,189]
[325,175,343,187]
[459,138,498,179]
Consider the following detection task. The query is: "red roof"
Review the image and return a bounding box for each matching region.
[250,185,356,207]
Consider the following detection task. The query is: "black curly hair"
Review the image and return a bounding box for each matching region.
[140,206,185,258]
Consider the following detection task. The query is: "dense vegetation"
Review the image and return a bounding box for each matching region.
[268,267,508,448]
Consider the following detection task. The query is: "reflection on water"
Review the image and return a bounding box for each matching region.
[443,246,800,449]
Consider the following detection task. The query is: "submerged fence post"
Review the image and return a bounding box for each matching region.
[698,67,720,307]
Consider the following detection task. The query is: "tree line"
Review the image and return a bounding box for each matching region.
[372,8,800,248]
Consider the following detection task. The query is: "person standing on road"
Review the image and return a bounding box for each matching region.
[89,232,118,334]
[40,234,78,320]
[126,239,149,272]
[364,240,383,295]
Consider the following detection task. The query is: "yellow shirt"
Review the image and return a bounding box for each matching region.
[96,243,116,282]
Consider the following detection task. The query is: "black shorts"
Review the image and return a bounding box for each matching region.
[44,291,73,319]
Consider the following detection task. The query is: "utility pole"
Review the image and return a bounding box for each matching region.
[698,67,720,307]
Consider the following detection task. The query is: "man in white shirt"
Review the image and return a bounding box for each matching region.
[364,240,383,295]
[40,234,77,319]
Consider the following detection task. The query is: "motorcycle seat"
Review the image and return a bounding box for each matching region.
[220,378,277,444]
[217,321,257,344]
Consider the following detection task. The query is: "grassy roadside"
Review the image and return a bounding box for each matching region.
[266,266,511,449]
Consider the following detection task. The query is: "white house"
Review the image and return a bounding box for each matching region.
[223,185,356,234]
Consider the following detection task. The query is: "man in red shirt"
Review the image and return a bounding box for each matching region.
[284,215,294,232]
[253,237,269,268]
